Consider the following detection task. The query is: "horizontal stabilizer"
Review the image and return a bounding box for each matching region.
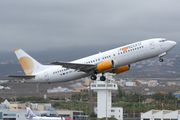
[7,75,35,79]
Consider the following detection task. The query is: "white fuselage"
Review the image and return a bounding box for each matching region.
[29,117,66,120]
[25,38,176,83]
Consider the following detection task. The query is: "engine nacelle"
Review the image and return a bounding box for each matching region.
[114,65,130,74]
[97,60,115,72]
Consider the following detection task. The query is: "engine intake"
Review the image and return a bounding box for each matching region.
[97,60,115,72]
[114,65,130,74]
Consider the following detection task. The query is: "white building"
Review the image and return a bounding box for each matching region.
[0,85,4,89]
[126,82,134,86]
[117,79,126,86]
[148,80,159,86]
[153,110,172,119]
[0,102,83,120]
[167,82,176,86]
[0,80,9,83]
[47,87,71,93]
[91,73,123,120]
[140,81,148,86]
[141,110,160,120]
[164,110,180,120]
[141,110,180,120]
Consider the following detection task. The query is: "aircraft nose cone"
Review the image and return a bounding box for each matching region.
[169,41,177,49]
[163,40,177,51]
[170,41,177,47]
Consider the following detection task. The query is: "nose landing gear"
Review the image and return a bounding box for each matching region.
[159,57,163,62]
[158,52,166,62]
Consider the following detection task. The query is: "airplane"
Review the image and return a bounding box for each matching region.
[26,105,72,120]
[8,38,176,83]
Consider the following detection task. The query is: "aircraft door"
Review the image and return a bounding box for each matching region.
[44,72,49,81]
[149,40,155,49]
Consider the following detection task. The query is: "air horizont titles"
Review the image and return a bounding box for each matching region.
[118,42,141,52]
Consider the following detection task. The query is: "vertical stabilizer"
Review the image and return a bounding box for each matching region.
[26,105,37,118]
[14,49,44,75]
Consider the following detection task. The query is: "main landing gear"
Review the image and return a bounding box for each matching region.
[90,73,106,81]
[90,75,97,80]
[159,57,163,62]
[100,76,106,81]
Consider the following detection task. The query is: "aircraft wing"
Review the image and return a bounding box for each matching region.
[7,75,35,79]
[51,61,96,73]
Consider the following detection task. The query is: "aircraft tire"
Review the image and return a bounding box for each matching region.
[100,76,106,81]
[91,75,97,80]
[159,58,163,62]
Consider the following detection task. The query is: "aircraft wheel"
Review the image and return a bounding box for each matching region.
[159,57,163,62]
[91,75,97,80]
[100,76,106,81]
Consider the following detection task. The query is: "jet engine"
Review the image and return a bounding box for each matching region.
[97,60,115,72]
[114,65,130,74]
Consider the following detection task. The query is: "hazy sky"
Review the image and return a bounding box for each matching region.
[0,0,180,52]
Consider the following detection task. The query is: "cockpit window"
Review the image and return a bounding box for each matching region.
[159,40,167,42]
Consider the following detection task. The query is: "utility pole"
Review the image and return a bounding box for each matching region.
[123,87,124,102]
[133,103,135,118]
[106,80,107,120]
[15,91,16,102]
[89,80,93,116]
[37,84,38,92]
[139,92,141,116]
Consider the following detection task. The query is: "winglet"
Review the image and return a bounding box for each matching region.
[14,48,21,52]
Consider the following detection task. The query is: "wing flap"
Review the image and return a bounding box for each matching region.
[51,61,96,72]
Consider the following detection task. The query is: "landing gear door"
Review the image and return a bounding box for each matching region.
[44,72,49,81]
[149,40,155,49]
